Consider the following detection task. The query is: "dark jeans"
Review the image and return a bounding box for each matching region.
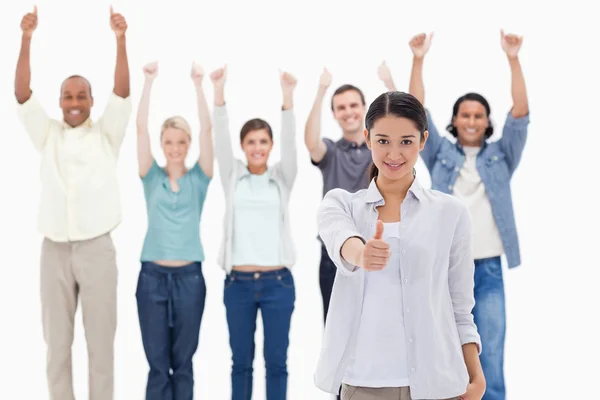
[319,244,341,399]
[224,268,295,400]
[474,256,506,400]
[319,244,337,324]
[136,261,206,400]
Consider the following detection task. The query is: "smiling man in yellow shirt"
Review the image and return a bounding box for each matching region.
[14,6,131,400]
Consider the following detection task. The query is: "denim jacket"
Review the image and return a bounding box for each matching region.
[421,110,530,268]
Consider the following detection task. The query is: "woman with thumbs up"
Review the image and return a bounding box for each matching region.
[314,91,486,400]
[134,61,214,400]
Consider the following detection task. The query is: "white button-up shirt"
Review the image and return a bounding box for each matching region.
[17,92,132,242]
[314,177,481,400]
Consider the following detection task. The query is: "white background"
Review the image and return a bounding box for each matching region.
[1,0,599,398]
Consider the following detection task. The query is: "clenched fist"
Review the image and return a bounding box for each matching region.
[360,220,391,271]
[500,29,523,59]
[409,32,433,59]
[319,68,332,88]
[143,61,158,80]
[280,71,297,94]
[210,65,227,88]
[191,62,204,86]
[110,6,128,37]
[21,6,38,38]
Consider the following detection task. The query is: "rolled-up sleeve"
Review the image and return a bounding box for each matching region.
[16,94,53,152]
[317,189,365,276]
[97,92,132,153]
[498,111,530,174]
[448,203,482,354]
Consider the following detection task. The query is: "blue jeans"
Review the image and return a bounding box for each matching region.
[473,256,506,400]
[136,261,206,400]
[224,268,295,400]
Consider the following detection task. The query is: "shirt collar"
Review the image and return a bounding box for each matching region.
[338,137,368,150]
[240,166,271,179]
[365,168,424,204]
[62,118,93,129]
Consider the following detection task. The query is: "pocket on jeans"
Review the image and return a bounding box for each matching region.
[482,258,503,280]
[341,384,358,400]
[224,275,236,290]
[135,270,161,298]
[276,272,295,289]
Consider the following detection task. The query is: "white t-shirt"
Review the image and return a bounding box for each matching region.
[343,222,410,388]
[452,146,504,259]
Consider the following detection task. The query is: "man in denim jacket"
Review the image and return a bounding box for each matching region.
[380,31,529,400]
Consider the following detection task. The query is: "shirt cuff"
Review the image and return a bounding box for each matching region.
[505,110,530,127]
[213,104,228,117]
[16,93,41,115]
[331,230,365,275]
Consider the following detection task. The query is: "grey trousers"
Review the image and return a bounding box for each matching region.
[341,384,462,400]
[41,232,118,400]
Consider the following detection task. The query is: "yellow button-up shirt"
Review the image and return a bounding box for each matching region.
[17,92,132,242]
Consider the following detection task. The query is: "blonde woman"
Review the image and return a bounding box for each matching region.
[135,61,214,400]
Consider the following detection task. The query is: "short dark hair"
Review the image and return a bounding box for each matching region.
[60,75,93,97]
[240,118,273,142]
[365,91,428,181]
[446,92,493,139]
[330,84,366,111]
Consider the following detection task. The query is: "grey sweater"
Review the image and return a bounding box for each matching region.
[212,105,298,273]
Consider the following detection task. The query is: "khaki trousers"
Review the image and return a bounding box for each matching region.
[40,232,117,400]
[341,384,462,400]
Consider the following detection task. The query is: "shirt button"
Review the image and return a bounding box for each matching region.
[455,167,459,172]
[409,338,414,343]
[404,278,408,283]
[406,308,411,313]
[411,368,416,372]
[441,159,446,164]
[401,249,406,254]
[448,185,453,190]
[254,272,260,279]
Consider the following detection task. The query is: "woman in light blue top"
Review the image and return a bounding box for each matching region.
[315,91,486,400]
[135,61,213,400]
[210,65,297,400]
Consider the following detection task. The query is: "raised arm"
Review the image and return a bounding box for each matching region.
[15,6,53,152]
[109,7,130,98]
[15,6,37,104]
[210,66,235,192]
[191,63,214,178]
[407,32,445,171]
[497,30,530,173]
[377,61,398,91]
[408,32,432,106]
[501,30,529,118]
[136,62,157,177]
[304,68,330,163]
[278,71,298,188]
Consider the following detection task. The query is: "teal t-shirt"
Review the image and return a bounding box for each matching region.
[140,160,211,262]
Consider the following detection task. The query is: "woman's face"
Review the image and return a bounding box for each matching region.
[241,129,273,169]
[452,100,489,146]
[365,115,427,182]
[161,127,190,164]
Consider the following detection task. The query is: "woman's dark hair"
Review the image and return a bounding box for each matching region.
[365,91,428,181]
[446,92,494,139]
[240,118,273,143]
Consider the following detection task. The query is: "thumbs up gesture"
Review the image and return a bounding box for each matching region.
[109,6,128,37]
[21,5,38,38]
[360,220,391,271]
